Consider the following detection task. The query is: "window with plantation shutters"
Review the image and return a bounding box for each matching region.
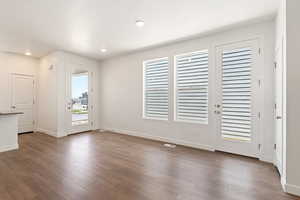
[174,50,209,123]
[221,47,252,141]
[143,57,169,120]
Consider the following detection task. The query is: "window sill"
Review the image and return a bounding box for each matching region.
[174,119,208,125]
[142,116,169,121]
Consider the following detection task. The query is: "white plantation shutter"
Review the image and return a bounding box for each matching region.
[143,57,169,120]
[221,47,252,141]
[175,50,209,123]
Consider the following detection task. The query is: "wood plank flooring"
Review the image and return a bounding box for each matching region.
[0,131,298,200]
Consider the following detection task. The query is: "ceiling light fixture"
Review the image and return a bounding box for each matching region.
[135,20,145,27]
[25,51,32,56]
[101,48,107,53]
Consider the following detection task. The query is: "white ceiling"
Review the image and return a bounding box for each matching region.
[0,0,279,60]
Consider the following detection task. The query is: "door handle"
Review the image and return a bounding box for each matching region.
[67,101,72,110]
[11,106,16,109]
[276,116,282,120]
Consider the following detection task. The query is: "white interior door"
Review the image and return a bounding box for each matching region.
[11,74,35,133]
[215,40,261,158]
[274,41,283,175]
[66,66,94,134]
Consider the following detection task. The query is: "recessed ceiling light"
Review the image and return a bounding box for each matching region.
[101,48,107,53]
[135,20,145,27]
[25,51,32,56]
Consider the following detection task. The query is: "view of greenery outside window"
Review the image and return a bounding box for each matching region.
[72,73,89,126]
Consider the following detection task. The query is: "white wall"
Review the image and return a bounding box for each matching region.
[37,51,100,137]
[38,53,60,134]
[275,0,300,196]
[98,21,275,162]
[285,0,300,196]
[0,52,39,111]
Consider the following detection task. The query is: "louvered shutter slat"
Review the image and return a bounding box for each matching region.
[144,58,169,120]
[175,50,209,123]
[221,47,252,141]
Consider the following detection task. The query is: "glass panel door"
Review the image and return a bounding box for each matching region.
[66,67,93,135]
[72,72,89,126]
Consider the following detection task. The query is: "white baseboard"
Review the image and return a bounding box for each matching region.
[0,144,19,153]
[36,128,59,138]
[37,128,99,138]
[285,183,300,197]
[102,127,215,152]
[280,176,300,197]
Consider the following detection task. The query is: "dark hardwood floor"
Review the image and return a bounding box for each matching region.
[0,131,298,200]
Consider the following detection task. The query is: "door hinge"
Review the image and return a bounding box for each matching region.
[33,120,35,125]
[258,112,261,119]
[258,79,262,87]
[274,103,277,110]
[91,105,94,110]
[258,144,262,151]
[91,121,94,126]
[274,144,277,150]
[258,48,261,55]
[274,62,277,69]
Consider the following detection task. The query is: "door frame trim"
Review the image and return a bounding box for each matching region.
[273,36,284,174]
[65,63,95,135]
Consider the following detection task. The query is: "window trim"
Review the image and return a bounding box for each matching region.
[142,57,169,121]
[173,49,209,125]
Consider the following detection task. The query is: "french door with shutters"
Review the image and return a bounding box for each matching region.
[214,39,261,158]
[11,74,35,133]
